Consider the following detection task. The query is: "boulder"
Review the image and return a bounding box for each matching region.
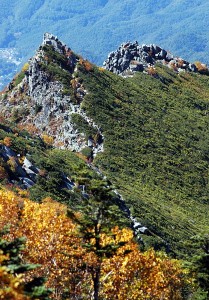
[166,52,174,61]
[159,49,167,59]
[189,63,197,72]
[152,44,162,54]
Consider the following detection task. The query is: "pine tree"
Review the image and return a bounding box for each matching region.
[0,228,51,299]
[68,180,130,300]
[191,235,209,299]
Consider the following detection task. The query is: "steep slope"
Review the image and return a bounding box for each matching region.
[1,35,209,257]
[77,63,209,255]
[1,0,209,89]
[0,33,103,156]
[0,115,113,210]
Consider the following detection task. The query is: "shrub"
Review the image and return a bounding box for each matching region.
[147,66,157,76]
[3,136,12,147]
[21,62,29,72]
[194,61,209,75]
[81,147,93,159]
[42,134,54,146]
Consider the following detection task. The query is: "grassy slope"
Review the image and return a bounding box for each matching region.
[77,64,209,255]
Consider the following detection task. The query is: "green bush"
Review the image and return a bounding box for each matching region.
[81,146,93,159]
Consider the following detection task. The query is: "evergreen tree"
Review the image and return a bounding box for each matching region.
[192,235,209,299]
[0,228,51,299]
[185,234,209,299]
[68,180,130,300]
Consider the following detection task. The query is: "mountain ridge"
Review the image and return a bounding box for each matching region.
[1,0,209,89]
[0,33,209,258]
[1,33,104,157]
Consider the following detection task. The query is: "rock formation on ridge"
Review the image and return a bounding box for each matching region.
[103,41,199,76]
[0,33,103,156]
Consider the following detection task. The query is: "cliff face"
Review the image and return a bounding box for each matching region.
[0,33,103,155]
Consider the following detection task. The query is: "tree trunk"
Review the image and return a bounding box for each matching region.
[92,265,100,300]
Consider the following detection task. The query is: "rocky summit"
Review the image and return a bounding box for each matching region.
[103,41,198,76]
[0,33,103,156]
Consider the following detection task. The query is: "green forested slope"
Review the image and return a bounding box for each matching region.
[76,64,209,255]
[0,122,107,207]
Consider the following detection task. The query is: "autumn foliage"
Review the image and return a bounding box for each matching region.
[0,254,29,300]
[194,61,209,74]
[3,136,12,147]
[42,134,54,146]
[0,189,189,299]
[79,58,93,71]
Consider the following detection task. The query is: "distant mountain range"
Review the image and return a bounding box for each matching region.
[0,0,209,89]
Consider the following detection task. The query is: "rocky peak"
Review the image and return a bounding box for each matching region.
[103,41,198,76]
[42,32,70,55]
[0,34,103,157]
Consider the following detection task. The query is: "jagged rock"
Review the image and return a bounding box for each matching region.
[3,145,16,158]
[189,63,197,72]
[103,40,198,76]
[19,177,35,188]
[43,33,67,54]
[0,34,104,157]
[160,49,167,59]
[165,52,174,61]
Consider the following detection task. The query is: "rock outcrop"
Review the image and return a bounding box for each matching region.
[2,35,203,159]
[42,32,70,54]
[0,34,104,156]
[103,41,198,75]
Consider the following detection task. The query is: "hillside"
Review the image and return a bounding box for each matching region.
[0,34,209,260]
[0,121,206,299]
[78,60,209,256]
[1,0,209,89]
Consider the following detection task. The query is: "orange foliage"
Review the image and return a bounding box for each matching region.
[79,58,93,71]
[194,61,209,74]
[42,134,54,146]
[17,124,39,135]
[0,165,8,180]
[70,78,78,89]
[101,237,185,299]
[0,253,30,300]
[75,152,88,162]
[3,136,12,147]
[0,189,188,299]
[0,115,7,123]
[0,191,88,299]
[18,197,87,298]
[38,169,47,177]
[147,66,157,76]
